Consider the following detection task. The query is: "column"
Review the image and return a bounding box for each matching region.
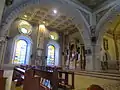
[94,44,101,71]
[36,29,44,65]
[85,44,101,71]
[0,0,5,23]
[36,24,48,66]
[85,45,94,71]
[113,34,119,70]
[0,37,6,69]
[61,33,65,67]
[63,32,69,68]
[85,25,101,71]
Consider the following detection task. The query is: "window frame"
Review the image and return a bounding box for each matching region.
[47,44,55,66]
[12,39,28,64]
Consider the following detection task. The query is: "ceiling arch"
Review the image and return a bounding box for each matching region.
[95,4,120,45]
[0,0,91,47]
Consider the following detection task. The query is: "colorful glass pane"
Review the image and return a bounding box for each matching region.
[13,40,27,64]
[47,45,55,66]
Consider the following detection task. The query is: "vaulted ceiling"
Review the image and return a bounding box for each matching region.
[18,7,78,34]
[75,0,113,9]
[105,15,120,39]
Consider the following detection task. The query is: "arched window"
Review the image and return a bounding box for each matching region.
[12,35,32,65]
[47,45,55,66]
[12,39,28,64]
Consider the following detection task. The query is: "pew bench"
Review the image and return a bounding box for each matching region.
[13,65,74,90]
[0,70,7,90]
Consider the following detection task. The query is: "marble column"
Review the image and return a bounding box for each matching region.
[35,25,48,66]
[85,44,101,71]
[0,37,6,69]
[0,0,5,22]
[36,32,45,66]
[85,25,101,71]
[94,44,101,71]
[85,45,94,71]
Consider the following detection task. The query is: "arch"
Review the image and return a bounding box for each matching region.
[13,39,28,64]
[46,40,60,66]
[0,0,91,47]
[11,35,33,65]
[96,4,120,46]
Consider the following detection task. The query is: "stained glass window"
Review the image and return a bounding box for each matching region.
[47,45,55,66]
[13,40,28,64]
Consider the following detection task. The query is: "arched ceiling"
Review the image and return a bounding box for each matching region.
[72,0,113,10]
[105,15,120,39]
[18,7,78,34]
[1,0,92,47]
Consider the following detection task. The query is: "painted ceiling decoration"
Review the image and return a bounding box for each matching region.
[76,0,109,9]
[96,6,112,23]
[77,8,90,25]
[19,7,78,33]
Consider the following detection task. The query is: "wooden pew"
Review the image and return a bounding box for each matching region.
[12,66,25,87]
[33,68,58,90]
[34,66,74,90]
[13,65,74,90]
[58,70,74,89]
[13,66,58,90]
[23,69,41,90]
[0,70,7,90]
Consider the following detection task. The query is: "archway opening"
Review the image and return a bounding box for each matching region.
[100,15,120,70]
[2,0,91,71]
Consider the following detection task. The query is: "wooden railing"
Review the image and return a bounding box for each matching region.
[13,65,75,90]
[58,70,74,89]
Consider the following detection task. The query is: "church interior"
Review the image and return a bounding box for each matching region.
[0,0,120,90]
